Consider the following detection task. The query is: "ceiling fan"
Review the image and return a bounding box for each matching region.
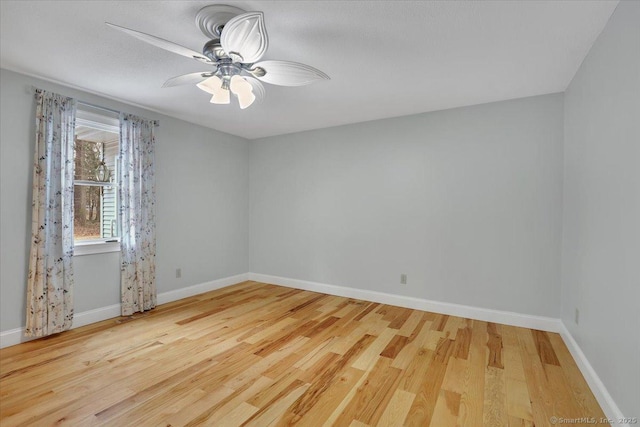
[106,4,330,109]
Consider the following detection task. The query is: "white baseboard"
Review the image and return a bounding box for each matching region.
[248,273,562,332]
[0,273,250,349]
[74,303,122,328]
[0,328,30,350]
[0,303,123,349]
[558,323,629,426]
[157,273,250,305]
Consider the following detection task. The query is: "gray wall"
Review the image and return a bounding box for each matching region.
[0,69,250,331]
[562,1,640,417]
[250,94,564,318]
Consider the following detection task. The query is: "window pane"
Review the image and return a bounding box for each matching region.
[73,185,119,241]
[74,139,105,181]
[101,184,118,239]
[74,108,119,244]
[74,185,101,240]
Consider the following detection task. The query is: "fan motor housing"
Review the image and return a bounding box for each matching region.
[203,39,227,61]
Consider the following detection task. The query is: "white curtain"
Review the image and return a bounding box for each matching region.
[25,90,76,337]
[119,113,157,316]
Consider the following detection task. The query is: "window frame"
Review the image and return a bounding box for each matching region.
[72,108,121,256]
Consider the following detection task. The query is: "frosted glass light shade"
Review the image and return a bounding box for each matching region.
[197,76,230,104]
[252,60,330,86]
[236,91,256,109]
[230,75,256,109]
[210,90,230,104]
[220,12,268,63]
[197,76,222,94]
[229,75,252,94]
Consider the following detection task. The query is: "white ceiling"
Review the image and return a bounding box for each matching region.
[1,1,618,139]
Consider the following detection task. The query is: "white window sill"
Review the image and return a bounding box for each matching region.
[74,241,120,256]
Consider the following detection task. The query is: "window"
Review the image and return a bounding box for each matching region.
[73,105,120,255]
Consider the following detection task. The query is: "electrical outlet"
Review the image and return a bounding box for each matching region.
[575,308,579,325]
[400,274,407,284]
[176,268,182,279]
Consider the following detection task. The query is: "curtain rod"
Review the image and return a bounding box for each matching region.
[34,87,159,127]
[78,100,120,115]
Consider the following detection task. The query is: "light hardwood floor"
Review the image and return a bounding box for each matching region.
[0,281,606,426]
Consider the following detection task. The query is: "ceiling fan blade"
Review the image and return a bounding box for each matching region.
[220,12,268,63]
[244,76,265,103]
[162,71,216,88]
[251,60,330,86]
[106,22,214,65]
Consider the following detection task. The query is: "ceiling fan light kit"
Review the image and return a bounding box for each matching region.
[106,4,329,110]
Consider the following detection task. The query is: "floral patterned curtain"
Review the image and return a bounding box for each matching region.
[119,113,157,316]
[26,90,76,337]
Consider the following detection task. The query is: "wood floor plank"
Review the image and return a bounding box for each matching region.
[431,389,461,427]
[161,385,236,426]
[217,401,260,427]
[352,328,396,371]
[298,366,366,426]
[333,356,402,426]
[396,310,425,338]
[441,356,470,395]
[453,322,472,360]
[184,376,273,426]
[502,325,534,423]
[483,366,508,427]
[0,281,607,427]
[380,335,409,359]
[487,322,504,369]
[242,381,310,426]
[404,338,454,426]
[516,327,556,427]
[532,329,561,366]
[375,389,415,427]
[285,334,376,423]
[458,320,487,427]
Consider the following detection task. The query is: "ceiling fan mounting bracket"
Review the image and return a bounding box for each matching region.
[196,4,246,39]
